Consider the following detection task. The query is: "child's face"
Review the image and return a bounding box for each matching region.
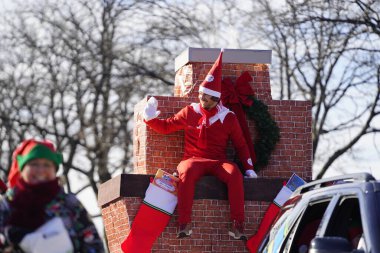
[22,158,56,185]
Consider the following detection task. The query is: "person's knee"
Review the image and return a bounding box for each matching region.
[177,159,197,174]
[179,171,193,183]
[178,167,200,184]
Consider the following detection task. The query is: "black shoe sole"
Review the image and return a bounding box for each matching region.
[177,232,191,239]
[228,231,247,241]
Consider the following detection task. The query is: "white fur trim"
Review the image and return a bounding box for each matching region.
[199,86,221,98]
[191,103,232,125]
[144,183,178,214]
[214,104,231,123]
[191,103,200,113]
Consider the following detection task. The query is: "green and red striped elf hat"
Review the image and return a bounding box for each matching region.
[8,139,63,188]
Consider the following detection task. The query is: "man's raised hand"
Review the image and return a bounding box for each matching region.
[144,97,161,121]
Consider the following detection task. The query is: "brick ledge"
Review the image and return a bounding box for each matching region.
[98,174,285,207]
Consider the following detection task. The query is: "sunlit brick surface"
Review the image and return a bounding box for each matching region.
[102,48,312,252]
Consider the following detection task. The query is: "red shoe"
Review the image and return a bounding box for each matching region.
[177,223,192,238]
[228,220,247,240]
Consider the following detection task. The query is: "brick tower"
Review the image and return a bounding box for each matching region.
[98,47,312,253]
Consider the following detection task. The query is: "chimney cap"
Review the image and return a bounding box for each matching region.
[175,47,272,72]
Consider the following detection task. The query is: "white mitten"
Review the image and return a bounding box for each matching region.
[245,169,258,178]
[144,97,161,121]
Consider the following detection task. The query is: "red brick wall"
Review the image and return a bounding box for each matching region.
[102,198,269,253]
[134,61,312,180]
[101,198,137,253]
[102,48,312,253]
[265,100,312,179]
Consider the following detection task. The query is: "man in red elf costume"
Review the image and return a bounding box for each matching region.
[143,48,257,240]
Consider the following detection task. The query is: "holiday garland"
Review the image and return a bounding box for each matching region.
[244,96,280,171]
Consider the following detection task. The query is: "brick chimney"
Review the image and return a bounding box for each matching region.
[99,48,312,252]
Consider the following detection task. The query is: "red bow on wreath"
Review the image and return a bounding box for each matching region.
[222,71,254,107]
[221,71,257,164]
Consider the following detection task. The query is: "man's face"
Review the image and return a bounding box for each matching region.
[198,92,218,110]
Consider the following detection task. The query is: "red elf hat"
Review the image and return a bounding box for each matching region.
[199,48,224,98]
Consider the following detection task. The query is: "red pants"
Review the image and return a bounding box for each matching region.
[177,157,245,224]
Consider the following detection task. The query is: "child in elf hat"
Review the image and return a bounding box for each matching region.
[0,139,104,253]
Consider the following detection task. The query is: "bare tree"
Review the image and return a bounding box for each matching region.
[0,0,243,198]
[2,0,377,199]
[315,0,380,36]
[0,0,178,195]
[249,0,380,178]
[307,0,380,178]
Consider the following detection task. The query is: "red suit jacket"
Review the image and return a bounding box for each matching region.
[146,103,253,171]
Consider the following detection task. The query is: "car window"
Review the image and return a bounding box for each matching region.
[282,198,332,253]
[324,196,364,250]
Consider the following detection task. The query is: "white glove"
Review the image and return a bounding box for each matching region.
[144,97,161,121]
[245,169,258,178]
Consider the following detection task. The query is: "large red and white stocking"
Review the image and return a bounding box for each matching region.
[247,173,305,252]
[121,170,179,253]
[121,203,171,253]
[246,203,281,252]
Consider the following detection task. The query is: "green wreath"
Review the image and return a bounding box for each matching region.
[244,96,280,171]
